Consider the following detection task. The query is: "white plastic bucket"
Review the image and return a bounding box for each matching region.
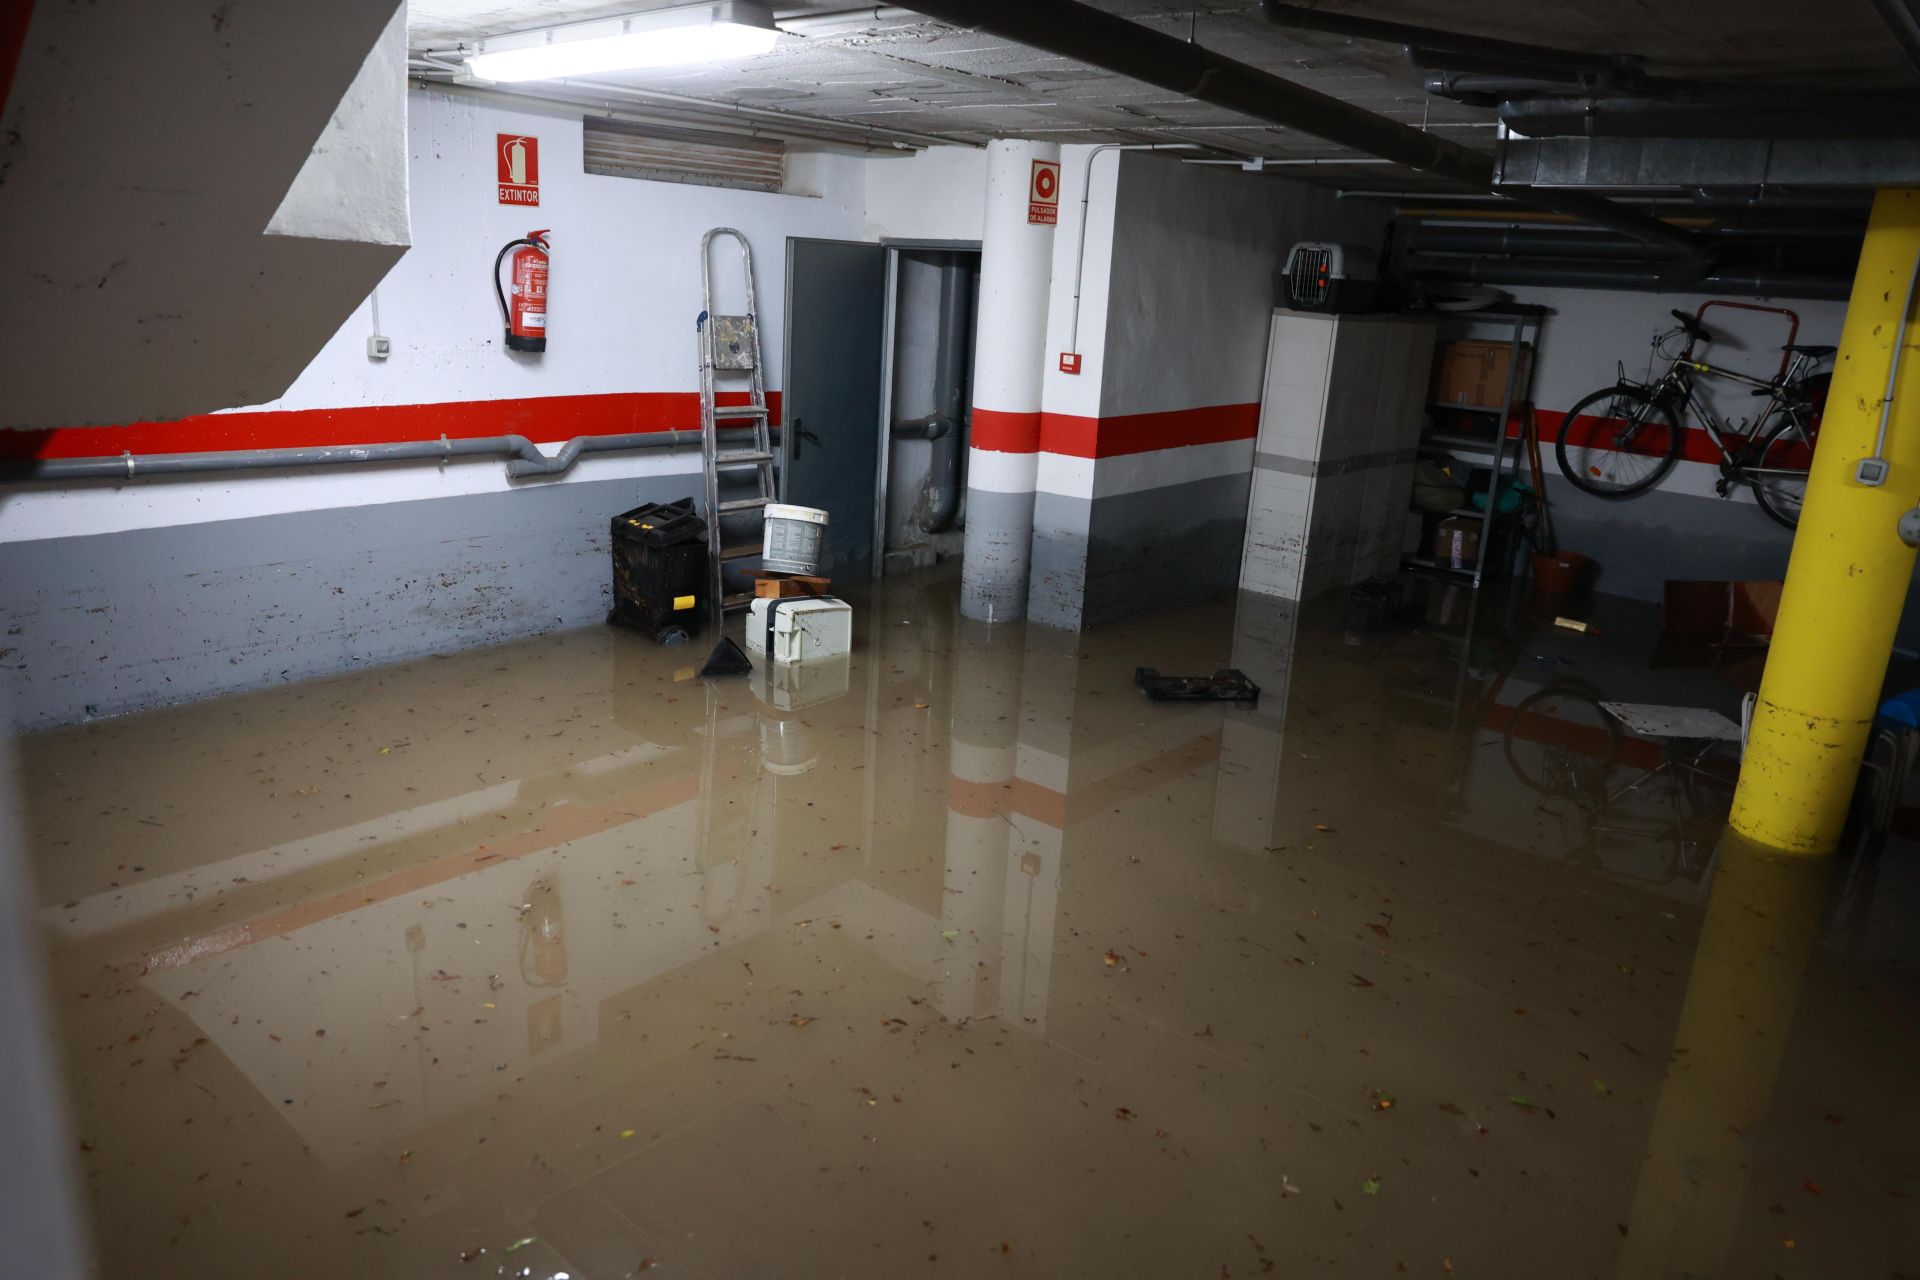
[762,503,829,575]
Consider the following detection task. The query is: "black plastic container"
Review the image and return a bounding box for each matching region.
[611,498,707,643]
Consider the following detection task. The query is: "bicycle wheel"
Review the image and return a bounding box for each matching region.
[1555,385,1682,498]
[1750,413,1818,528]
[1504,682,1619,809]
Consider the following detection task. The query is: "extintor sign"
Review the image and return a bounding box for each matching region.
[1028,159,1059,225]
[498,134,540,205]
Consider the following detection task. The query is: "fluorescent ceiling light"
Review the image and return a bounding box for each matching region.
[465,2,778,82]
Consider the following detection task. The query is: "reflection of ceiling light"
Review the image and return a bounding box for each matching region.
[464,2,778,82]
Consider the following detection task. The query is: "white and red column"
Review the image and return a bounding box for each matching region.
[962,139,1060,623]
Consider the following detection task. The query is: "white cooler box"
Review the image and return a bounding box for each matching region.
[746,596,852,664]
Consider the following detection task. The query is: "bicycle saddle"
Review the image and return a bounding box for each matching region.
[1671,309,1711,341]
[1783,343,1836,357]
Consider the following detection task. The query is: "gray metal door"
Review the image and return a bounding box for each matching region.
[781,238,887,581]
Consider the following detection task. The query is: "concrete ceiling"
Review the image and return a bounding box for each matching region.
[407,1,1912,183]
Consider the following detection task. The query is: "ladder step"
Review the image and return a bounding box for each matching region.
[712,405,768,420]
[718,544,762,562]
[713,450,773,466]
[716,496,770,514]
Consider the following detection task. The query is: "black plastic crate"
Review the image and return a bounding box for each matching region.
[610,498,707,642]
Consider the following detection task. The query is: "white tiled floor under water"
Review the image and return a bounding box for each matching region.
[17,567,1920,1279]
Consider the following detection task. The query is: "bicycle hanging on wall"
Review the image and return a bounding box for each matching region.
[1554,301,1832,529]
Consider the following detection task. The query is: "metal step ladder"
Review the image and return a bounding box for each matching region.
[697,227,777,616]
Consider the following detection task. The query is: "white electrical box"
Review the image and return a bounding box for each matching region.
[367,335,391,360]
[746,596,852,664]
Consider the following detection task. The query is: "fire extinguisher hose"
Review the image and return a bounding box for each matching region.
[493,237,544,331]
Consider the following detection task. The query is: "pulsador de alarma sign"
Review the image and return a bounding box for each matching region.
[498,134,540,206]
[1028,159,1059,225]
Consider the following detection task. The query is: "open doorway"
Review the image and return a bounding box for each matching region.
[877,244,981,577]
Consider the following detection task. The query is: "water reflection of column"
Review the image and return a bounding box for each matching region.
[999,626,1075,1030]
[1212,590,1303,851]
[1614,831,1833,1279]
[939,620,1023,1021]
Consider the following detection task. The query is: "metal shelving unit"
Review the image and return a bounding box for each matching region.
[1405,303,1549,589]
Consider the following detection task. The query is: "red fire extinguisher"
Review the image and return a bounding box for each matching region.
[494,229,550,353]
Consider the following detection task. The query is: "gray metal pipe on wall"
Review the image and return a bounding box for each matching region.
[2,426,777,484]
[924,255,973,533]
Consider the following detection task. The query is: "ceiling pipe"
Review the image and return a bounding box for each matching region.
[1258,1,1639,83]
[772,6,925,37]
[1409,225,1866,261]
[1498,93,1920,140]
[1409,257,1850,301]
[898,0,1699,253]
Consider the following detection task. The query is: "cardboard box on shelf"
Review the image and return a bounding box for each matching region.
[1433,515,1481,570]
[1428,340,1533,410]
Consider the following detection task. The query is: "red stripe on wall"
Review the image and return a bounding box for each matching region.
[1501,408,1753,467]
[970,408,1043,454]
[0,391,781,461]
[1043,402,1260,459]
[971,402,1260,459]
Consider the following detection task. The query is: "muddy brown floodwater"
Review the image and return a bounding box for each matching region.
[18,569,1920,1278]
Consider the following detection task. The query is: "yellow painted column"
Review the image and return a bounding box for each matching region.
[1730,188,1920,854]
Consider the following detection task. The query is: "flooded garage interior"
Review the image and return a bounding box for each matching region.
[18,572,1918,1277]
[7,1,1920,1275]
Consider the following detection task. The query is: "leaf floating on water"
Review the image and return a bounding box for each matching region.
[1803,1179,1822,1195]
[1592,1079,1611,1095]
[1313,823,1334,833]
[1362,1176,1381,1196]
[619,1129,636,1139]
[1103,950,1123,967]
[1371,1091,1395,1111]
[1366,922,1391,938]
[788,1016,814,1028]
[1114,1107,1135,1121]
[1438,1102,1465,1116]
[459,1246,484,1263]
[345,1207,366,1219]
[504,1237,536,1255]
[1350,974,1375,989]
[1509,1095,1537,1109]
[1442,1258,1454,1274]
[940,929,958,941]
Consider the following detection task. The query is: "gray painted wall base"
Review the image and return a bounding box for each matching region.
[1030,472,1250,631]
[0,476,700,732]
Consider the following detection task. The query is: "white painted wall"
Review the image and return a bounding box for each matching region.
[1507,284,1843,433]
[0,87,879,545]
[1039,144,1121,423]
[864,147,989,242]
[1095,155,1366,417]
[1433,281,1847,599]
